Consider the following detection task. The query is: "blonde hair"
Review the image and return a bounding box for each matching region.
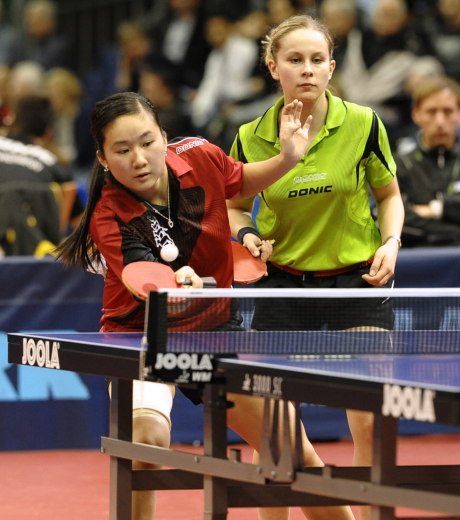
[262,14,334,65]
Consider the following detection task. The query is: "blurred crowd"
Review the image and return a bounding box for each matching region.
[0,0,459,254]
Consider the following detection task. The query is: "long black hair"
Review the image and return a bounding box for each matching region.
[54,92,163,270]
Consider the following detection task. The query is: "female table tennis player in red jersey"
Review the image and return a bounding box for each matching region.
[55,91,355,520]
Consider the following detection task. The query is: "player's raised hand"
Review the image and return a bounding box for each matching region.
[279,99,312,166]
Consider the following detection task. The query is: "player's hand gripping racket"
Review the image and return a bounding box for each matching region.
[231,241,269,284]
[122,261,216,301]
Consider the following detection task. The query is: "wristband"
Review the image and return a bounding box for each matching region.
[237,226,262,245]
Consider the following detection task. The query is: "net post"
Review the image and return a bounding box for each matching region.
[144,290,167,368]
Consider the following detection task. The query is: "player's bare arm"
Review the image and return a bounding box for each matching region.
[362,179,404,286]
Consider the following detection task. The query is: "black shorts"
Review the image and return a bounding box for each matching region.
[251,262,394,331]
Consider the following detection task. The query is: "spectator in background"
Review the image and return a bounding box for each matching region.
[189,14,261,138]
[0,60,45,131]
[338,0,442,146]
[9,0,74,71]
[44,67,84,166]
[138,60,193,139]
[195,9,277,150]
[145,0,212,97]
[422,0,460,83]
[396,75,460,247]
[0,0,20,68]
[85,20,154,103]
[265,0,298,25]
[0,95,79,254]
[295,0,320,16]
[319,0,359,73]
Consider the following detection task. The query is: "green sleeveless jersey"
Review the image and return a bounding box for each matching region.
[230,91,396,271]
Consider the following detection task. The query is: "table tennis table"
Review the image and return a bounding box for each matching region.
[8,320,460,519]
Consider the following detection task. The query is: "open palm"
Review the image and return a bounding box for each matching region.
[279,99,312,165]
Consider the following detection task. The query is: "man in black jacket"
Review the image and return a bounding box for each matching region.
[395,75,460,246]
[0,95,78,255]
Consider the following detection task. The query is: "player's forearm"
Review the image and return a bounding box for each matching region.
[226,198,257,237]
[237,155,296,199]
[227,206,255,239]
[377,193,405,245]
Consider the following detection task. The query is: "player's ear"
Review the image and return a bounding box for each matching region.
[96,150,108,171]
[329,59,336,79]
[267,59,279,81]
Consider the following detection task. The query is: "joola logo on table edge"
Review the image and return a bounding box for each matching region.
[154,352,213,371]
[21,338,60,369]
[382,383,436,422]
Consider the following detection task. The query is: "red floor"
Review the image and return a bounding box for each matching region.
[0,434,458,520]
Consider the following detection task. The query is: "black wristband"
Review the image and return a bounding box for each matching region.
[237,226,262,245]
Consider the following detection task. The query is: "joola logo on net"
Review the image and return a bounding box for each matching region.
[288,185,332,198]
[155,353,213,371]
[382,383,435,422]
[22,338,60,369]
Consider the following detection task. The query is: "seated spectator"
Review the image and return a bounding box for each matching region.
[338,0,442,146]
[189,14,260,137]
[43,66,94,171]
[0,0,20,68]
[395,75,460,246]
[265,0,297,24]
[84,19,154,102]
[9,0,74,71]
[193,9,276,150]
[138,60,193,139]
[319,0,359,71]
[0,95,82,243]
[144,0,212,97]
[0,60,45,130]
[421,0,460,83]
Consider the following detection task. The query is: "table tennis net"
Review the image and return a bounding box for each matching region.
[146,288,460,355]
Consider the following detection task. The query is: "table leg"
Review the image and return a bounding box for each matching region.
[203,383,229,520]
[371,413,398,520]
[108,378,133,520]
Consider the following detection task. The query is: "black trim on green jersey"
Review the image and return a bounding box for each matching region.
[236,133,247,163]
[357,111,392,186]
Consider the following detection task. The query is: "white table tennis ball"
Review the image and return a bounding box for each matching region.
[160,243,179,262]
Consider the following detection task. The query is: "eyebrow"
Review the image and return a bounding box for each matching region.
[111,131,154,147]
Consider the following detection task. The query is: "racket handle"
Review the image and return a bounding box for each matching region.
[202,276,217,288]
[182,276,216,288]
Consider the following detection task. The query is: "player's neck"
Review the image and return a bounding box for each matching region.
[148,171,169,206]
[294,94,328,146]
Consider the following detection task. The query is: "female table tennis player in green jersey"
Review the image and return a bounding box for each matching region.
[227,13,404,520]
[55,91,355,520]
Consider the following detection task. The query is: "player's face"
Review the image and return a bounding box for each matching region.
[98,108,168,199]
[268,28,335,105]
[413,89,460,150]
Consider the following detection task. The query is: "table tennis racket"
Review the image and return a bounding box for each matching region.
[231,241,269,284]
[122,262,181,300]
[122,261,217,301]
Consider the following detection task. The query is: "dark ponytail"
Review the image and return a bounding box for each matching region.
[54,160,106,270]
